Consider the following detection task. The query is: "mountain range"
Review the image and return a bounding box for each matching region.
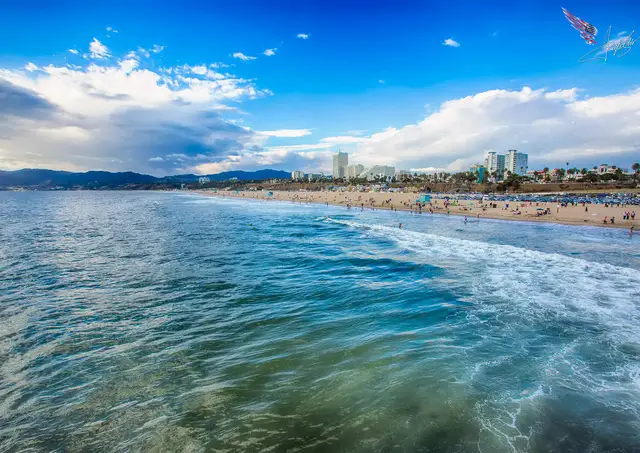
[0,169,291,188]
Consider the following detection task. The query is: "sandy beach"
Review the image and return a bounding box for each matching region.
[195,189,639,230]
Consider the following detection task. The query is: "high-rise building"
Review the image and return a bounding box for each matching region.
[484,152,505,174]
[346,164,364,179]
[291,170,305,180]
[505,150,528,175]
[332,151,348,179]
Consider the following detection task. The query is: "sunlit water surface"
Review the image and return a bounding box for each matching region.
[1,191,639,452]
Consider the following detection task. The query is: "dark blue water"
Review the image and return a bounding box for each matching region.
[1,191,639,452]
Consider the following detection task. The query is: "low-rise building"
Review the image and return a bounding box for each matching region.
[469,164,486,183]
[291,170,305,180]
[359,165,396,182]
[198,176,211,184]
[346,164,365,179]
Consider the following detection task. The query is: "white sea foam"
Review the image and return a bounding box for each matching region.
[327,217,640,441]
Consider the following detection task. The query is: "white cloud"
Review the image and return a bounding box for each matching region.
[190,65,207,75]
[193,161,235,174]
[25,62,38,72]
[89,38,110,59]
[119,58,139,73]
[0,40,273,175]
[348,86,640,171]
[442,38,460,47]
[68,49,79,55]
[378,79,385,84]
[266,143,332,151]
[263,48,277,56]
[320,135,367,144]
[259,129,312,138]
[297,33,310,39]
[151,44,164,53]
[106,26,119,33]
[232,52,257,61]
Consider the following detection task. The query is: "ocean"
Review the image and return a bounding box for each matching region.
[1,191,639,453]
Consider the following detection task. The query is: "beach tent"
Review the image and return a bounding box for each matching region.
[416,195,431,203]
[266,191,274,197]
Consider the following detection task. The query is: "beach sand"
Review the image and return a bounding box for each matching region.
[195,189,639,230]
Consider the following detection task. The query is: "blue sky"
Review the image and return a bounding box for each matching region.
[1,0,639,175]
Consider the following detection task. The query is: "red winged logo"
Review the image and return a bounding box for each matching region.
[562,7,598,45]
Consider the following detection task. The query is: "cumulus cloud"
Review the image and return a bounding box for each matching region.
[68,49,79,55]
[89,38,110,59]
[0,41,272,175]
[442,38,460,47]
[297,33,310,39]
[237,86,640,174]
[263,48,277,56]
[25,62,38,72]
[232,52,256,61]
[259,129,312,138]
[348,86,640,172]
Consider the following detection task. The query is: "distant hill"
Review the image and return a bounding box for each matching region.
[0,168,291,188]
[166,169,290,182]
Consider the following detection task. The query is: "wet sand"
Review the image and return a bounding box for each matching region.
[195,190,639,230]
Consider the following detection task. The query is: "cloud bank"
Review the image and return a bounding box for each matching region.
[0,40,271,175]
[1,35,639,176]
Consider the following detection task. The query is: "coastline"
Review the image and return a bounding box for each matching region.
[193,189,638,230]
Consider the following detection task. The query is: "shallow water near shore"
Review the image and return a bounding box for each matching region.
[1,191,640,452]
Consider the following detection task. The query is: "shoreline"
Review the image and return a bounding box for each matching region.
[193,190,638,230]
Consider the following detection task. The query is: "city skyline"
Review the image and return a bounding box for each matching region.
[1,1,639,176]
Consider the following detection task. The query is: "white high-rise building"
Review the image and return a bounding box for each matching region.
[346,164,364,179]
[484,152,505,174]
[291,170,305,180]
[505,150,528,175]
[332,151,348,179]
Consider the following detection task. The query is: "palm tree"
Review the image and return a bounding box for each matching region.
[633,162,640,182]
[581,168,588,175]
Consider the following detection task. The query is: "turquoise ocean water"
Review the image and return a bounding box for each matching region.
[1,191,639,452]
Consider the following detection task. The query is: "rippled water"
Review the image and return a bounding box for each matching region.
[1,191,640,453]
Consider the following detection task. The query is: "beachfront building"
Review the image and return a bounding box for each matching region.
[332,151,349,179]
[346,164,364,179]
[308,173,324,182]
[505,150,528,175]
[198,176,210,184]
[484,152,506,175]
[469,164,486,183]
[291,170,305,180]
[359,165,396,182]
